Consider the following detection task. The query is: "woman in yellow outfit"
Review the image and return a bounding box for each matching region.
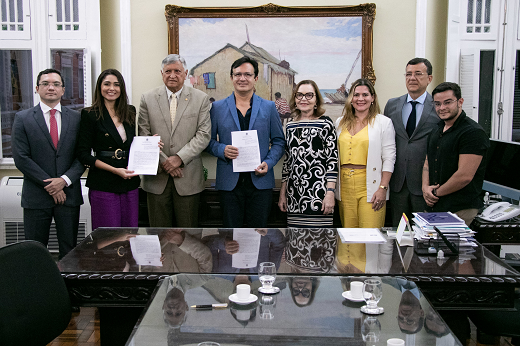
[335,78,396,272]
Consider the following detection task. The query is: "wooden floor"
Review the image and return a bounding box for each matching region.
[47,307,100,346]
[46,307,514,346]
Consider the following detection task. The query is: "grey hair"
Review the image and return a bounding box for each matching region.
[161,54,187,71]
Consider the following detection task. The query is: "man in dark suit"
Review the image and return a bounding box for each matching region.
[384,58,440,226]
[12,68,84,259]
[206,56,285,228]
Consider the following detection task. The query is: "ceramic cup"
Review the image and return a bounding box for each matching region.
[351,281,363,299]
[236,284,251,300]
[387,338,405,346]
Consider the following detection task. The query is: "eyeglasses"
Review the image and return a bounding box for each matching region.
[397,315,418,326]
[433,99,458,108]
[405,72,427,79]
[39,82,63,88]
[232,72,255,79]
[292,287,310,298]
[295,92,315,100]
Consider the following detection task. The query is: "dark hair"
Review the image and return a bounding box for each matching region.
[230,56,259,78]
[37,69,64,87]
[274,92,281,98]
[87,69,135,125]
[432,82,462,99]
[407,57,433,75]
[289,80,325,120]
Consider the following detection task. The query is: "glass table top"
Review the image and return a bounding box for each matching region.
[58,228,519,278]
[126,274,463,346]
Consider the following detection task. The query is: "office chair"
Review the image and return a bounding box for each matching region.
[0,241,72,346]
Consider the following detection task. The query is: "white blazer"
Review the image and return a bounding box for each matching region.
[335,114,396,202]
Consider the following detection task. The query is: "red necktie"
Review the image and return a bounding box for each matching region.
[49,109,58,149]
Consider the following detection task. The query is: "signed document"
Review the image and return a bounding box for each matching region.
[231,130,261,172]
[129,235,162,266]
[232,228,261,269]
[128,136,160,175]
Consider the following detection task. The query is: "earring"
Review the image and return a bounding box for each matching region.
[314,105,317,109]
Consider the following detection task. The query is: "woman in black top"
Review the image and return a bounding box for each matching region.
[77,69,141,231]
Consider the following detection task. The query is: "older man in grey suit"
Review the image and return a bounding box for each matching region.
[12,68,84,259]
[384,58,440,226]
[138,54,211,227]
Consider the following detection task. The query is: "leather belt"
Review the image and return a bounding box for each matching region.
[96,149,128,160]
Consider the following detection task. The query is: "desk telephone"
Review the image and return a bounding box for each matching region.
[480,202,520,222]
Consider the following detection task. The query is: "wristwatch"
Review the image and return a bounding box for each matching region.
[432,188,437,197]
[327,188,336,193]
[379,185,388,190]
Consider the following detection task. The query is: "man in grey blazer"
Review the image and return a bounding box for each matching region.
[138,54,211,227]
[384,58,440,226]
[12,68,84,259]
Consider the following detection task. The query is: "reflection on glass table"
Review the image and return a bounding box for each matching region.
[127,274,463,346]
[59,228,519,278]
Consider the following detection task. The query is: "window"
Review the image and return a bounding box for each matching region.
[0,0,99,165]
[0,50,32,158]
[203,72,216,89]
[465,0,493,34]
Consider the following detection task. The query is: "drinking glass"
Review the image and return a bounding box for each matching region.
[258,262,280,294]
[259,294,277,319]
[361,316,381,344]
[360,278,384,314]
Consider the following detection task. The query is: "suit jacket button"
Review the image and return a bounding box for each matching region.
[105,133,109,137]
[373,180,376,183]
[373,168,376,171]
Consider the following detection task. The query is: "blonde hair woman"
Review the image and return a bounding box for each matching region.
[335,78,396,228]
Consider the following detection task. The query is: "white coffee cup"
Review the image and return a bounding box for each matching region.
[350,281,363,299]
[236,284,251,300]
[387,338,405,346]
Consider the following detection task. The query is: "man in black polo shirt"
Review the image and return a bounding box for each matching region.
[422,82,489,226]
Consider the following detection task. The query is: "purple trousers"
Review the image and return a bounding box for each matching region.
[89,188,139,231]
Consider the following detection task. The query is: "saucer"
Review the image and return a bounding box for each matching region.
[229,293,258,305]
[342,291,366,302]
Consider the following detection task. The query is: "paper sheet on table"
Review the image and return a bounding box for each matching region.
[231,130,261,172]
[129,235,162,266]
[396,213,414,246]
[127,136,160,175]
[337,228,387,243]
[232,228,261,268]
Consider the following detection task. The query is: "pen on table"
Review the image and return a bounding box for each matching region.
[190,303,228,310]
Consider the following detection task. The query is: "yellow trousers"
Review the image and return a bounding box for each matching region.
[337,168,385,272]
[338,168,386,228]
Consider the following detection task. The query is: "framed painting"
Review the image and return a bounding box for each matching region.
[165,3,376,116]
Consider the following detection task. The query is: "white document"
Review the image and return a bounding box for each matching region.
[127,136,160,175]
[129,235,162,266]
[337,228,387,243]
[232,228,261,268]
[231,130,261,172]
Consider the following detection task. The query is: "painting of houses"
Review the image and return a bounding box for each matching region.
[189,41,297,102]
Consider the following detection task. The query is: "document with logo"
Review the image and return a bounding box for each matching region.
[129,235,162,266]
[128,136,160,175]
[232,228,261,268]
[231,130,261,172]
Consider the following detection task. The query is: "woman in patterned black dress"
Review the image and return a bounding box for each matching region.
[278,80,339,227]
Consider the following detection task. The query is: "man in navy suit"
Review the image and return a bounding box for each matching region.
[384,58,440,226]
[206,56,285,228]
[12,69,84,259]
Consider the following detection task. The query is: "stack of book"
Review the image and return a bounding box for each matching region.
[412,212,477,248]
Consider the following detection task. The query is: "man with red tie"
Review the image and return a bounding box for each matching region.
[12,69,84,259]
